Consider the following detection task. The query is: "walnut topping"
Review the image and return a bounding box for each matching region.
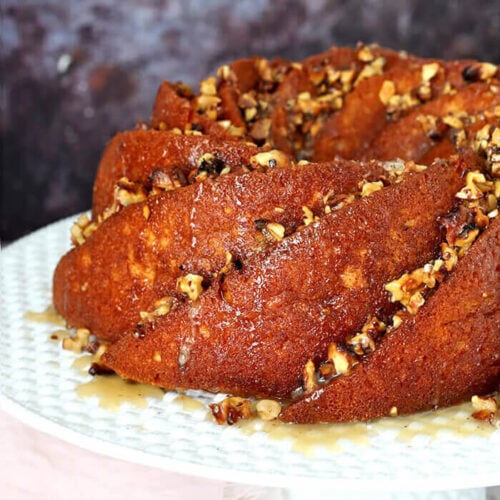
[149,168,186,192]
[471,395,498,423]
[455,171,492,200]
[454,227,480,256]
[421,62,440,82]
[478,63,497,80]
[302,206,318,226]
[200,76,217,96]
[327,342,354,375]
[139,296,173,323]
[462,63,498,82]
[62,328,91,353]
[209,397,252,425]
[347,316,386,355]
[379,80,396,105]
[354,57,385,87]
[249,150,288,169]
[440,243,458,271]
[416,114,441,138]
[176,274,204,301]
[115,177,148,207]
[249,118,271,140]
[194,94,221,120]
[255,399,282,421]
[265,222,285,241]
[216,64,232,81]
[360,180,384,197]
[385,268,437,314]
[357,45,375,62]
[70,213,98,246]
[303,359,318,393]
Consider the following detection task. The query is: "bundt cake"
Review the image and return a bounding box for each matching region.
[52,43,500,424]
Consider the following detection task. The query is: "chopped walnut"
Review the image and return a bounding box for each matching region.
[62,328,91,353]
[115,177,148,207]
[379,80,396,106]
[421,62,440,82]
[354,57,385,87]
[209,397,252,425]
[70,213,98,246]
[200,76,217,96]
[357,45,375,62]
[471,395,498,423]
[327,342,354,375]
[302,359,318,393]
[249,150,288,170]
[176,274,204,301]
[255,399,282,421]
[440,242,458,271]
[265,222,285,241]
[416,114,441,138]
[302,206,318,226]
[346,316,386,355]
[455,171,492,200]
[360,180,384,197]
[346,331,376,356]
[139,296,174,323]
[385,269,433,314]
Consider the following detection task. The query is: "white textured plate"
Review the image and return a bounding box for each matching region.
[1,215,499,492]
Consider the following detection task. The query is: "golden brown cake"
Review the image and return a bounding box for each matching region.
[52,43,500,423]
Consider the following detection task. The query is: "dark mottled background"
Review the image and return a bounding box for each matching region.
[1,0,500,242]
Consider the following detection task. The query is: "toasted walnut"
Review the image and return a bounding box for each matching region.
[256,399,282,421]
[149,168,186,192]
[456,171,492,200]
[114,177,147,207]
[390,313,403,330]
[249,150,288,170]
[471,395,498,423]
[62,328,91,353]
[354,57,385,87]
[200,76,217,96]
[139,296,174,323]
[385,92,420,116]
[347,331,376,356]
[210,397,253,425]
[176,274,204,301]
[454,227,480,256]
[327,342,354,375]
[346,316,386,355]
[303,359,318,393]
[463,63,498,82]
[385,270,430,314]
[357,45,375,62]
[70,213,99,246]
[442,114,465,130]
[249,118,271,140]
[440,243,458,272]
[478,63,498,80]
[422,62,440,82]
[360,180,384,197]
[379,80,396,106]
[416,114,440,138]
[265,222,285,241]
[302,206,318,226]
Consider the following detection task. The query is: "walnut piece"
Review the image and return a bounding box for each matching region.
[209,397,252,425]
